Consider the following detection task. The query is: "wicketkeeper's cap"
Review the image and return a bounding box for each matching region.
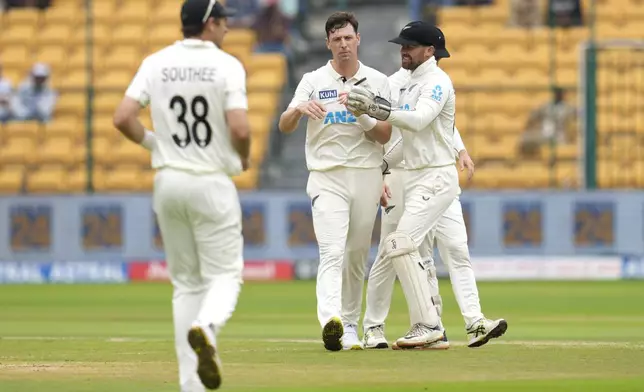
[181,0,236,26]
[389,21,450,58]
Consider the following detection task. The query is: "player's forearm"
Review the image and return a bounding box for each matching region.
[387,102,439,132]
[365,120,392,144]
[232,133,251,161]
[383,135,403,167]
[278,108,303,133]
[453,126,466,155]
[114,114,146,144]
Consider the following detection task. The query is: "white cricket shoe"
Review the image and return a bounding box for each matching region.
[395,323,444,349]
[467,318,508,348]
[342,324,364,350]
[392,330,450,350]
[363,325,388,349]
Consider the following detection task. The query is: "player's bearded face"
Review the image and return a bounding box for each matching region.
[326,25,360,62]
[400,45,431,71]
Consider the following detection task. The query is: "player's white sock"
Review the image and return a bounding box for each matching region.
[383,232,440,327]
[173,289,207,392]
[195,272,242,334]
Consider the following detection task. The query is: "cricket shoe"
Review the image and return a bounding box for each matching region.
[363,325,388,349]
[342,324,364,350]
[467,318,508,348]
[392,330,450,350]
[187,324,222,390]
[322,316,343,351]
[394,323,444,349]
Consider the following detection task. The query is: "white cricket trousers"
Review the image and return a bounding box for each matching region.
[306,167,382,328]
[364,167,484,331]
[153,168,244,392]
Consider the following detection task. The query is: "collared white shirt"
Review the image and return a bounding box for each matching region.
[126,39,247,176]
[388,57,456,170]
[288,60,391,171]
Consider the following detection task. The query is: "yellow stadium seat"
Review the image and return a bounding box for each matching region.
[94,70,134,90]
[26,166,70,193]
[149,25,182,46]
[57,70,89,89]
[101,165,143,192]
[56,92,88,115]
[1,25,36,45]
[37,25,73,47]
[94,92,123,114]
[0,137,37,165]
[42,6,77,26]
[114,142,151,166]
[0,166,24,193]
[112,24,147,46]
[247,70,285,91]
[93,115,119,139]
[90,1,116,25]
[247,54,285,73]
[514,68,549,87]
[478,68,510,86]
[248,92,278,116]
[92,137,115,165]
[249,113,271,135]
[43,116,83,141]
[67,166,88,193]
[4,121,41,140]
[140,169,155,192]
[67,49,103,72]
[37,137,85,166]
[6,8,40,26]
[154,1,182,24]
[34,46,68,69]
[226,29,256,48]
[250,138,266,163]
[0,45,31,68]
[556,144,579,160]
[115,2,151,23]
[102,47,142,72]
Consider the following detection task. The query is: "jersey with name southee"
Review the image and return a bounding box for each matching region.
[288,61,390,171]
[126,39,247,176]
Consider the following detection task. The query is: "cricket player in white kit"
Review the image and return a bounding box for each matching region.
[278,12,392,352]
[346,21,461,349]
[113,1,248,390]
[363,65,507,350]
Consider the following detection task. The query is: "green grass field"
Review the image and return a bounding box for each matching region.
[1,280,644,391]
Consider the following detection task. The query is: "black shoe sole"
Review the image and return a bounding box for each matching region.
[188,327,222,389]
[468,319,508,348]
[322,318,343,352]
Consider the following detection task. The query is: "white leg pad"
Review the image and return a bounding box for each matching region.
[382,232,440,327]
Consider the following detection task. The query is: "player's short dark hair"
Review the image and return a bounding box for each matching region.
[325,12,358,38]
[182,24,205,38]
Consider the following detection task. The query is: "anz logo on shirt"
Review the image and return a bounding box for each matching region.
[430,85,443,102]
[324,111,357,124]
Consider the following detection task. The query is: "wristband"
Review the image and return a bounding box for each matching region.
[140,129,157,151]
[357,114,377,131]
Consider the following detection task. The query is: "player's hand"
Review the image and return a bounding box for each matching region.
[380,183,392,207]
[296,101,327,120]
[338,92,349,106]
[458,150,475,180]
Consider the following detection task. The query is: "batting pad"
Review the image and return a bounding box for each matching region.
[383,232,440,327]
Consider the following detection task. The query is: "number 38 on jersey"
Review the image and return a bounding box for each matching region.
[169,95,213,148]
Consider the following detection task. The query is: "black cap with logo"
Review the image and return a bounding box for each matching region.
[389,21,450,58]
[181,0,235,26]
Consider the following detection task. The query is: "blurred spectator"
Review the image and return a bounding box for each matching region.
[252,0,291,54]
[14,63,57,123]
[5,0,51,9]
[0,62,14,122]
[519,87,577,156]
[0,0,6,12]
[509,0,542,28]
[225,0,260,28]
[546,0,583,27]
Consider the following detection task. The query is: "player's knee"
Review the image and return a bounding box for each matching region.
[446,244,471,269]
[319,244,344,266]
[382,232,416,260]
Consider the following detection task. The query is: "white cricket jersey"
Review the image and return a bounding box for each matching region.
[288,61,390,171]
[126,39,247,177]
[385,67,411,170]
[387,57,456,170]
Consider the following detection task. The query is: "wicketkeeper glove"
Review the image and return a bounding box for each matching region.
[347,86,392,121]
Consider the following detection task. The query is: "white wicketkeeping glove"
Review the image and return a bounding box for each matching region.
[347,86,392,121]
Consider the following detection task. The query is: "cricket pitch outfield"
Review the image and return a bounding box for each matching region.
[1,280,643,391]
